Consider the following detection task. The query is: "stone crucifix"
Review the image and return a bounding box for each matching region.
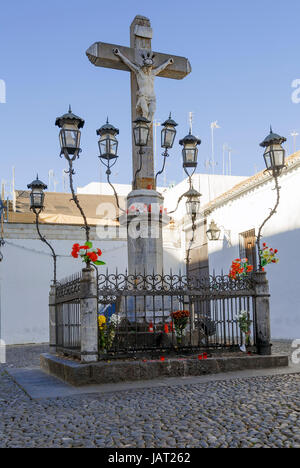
[112,47,174,122]
[86,15,191,190]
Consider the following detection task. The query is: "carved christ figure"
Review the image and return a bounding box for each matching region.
[113,48,174,122]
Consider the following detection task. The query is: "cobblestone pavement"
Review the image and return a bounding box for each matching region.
[0,341,300,448]
[3,343,50,369]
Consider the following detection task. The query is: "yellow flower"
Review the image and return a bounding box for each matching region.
[98,315,106,330]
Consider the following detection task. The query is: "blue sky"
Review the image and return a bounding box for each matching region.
[1,0,300,193]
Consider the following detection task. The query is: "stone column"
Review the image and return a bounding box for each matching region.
[80,268,98,363]
[49,283,57,355]
[126,189,168,276]
[253,271,272,355]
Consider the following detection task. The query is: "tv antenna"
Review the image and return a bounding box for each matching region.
[290,130,299,154]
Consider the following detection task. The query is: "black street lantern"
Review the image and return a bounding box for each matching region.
[97,119,119,162]
[161,113,177,149]
[206,220,221,241]
[55,106,85,158]
[179,131,201,171]
[184,186,201,217]
[27,175,47,212]
[260,127,286,176]
[133,116,151,147]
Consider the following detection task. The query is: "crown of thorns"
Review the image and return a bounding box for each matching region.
[141,52,155,66]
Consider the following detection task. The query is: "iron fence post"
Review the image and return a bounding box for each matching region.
[80,267,98,362]
[49,283,57,354]
[253,271,271,355]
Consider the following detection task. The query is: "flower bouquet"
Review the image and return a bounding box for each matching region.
[170,310,190,345]
[98,313,121,352]
[229,258,253,280]
[71,242,105,266]
[235,310,252,351]
[260,243,279,268]
[98,314,106,352]
[106,313,121,350]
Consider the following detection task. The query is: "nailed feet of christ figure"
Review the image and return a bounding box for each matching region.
[113,48,173,122]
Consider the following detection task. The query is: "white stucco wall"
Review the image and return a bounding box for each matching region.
[206,164,300,339]
[163,173,247,221]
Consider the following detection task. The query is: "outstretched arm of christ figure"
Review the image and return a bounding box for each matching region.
[153,58,174,76]
[113,48,139,73]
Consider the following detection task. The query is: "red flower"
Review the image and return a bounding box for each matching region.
[87,252,98,262]
[97,249,102,257]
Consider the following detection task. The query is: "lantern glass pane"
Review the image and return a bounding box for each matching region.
[186,149,194,162]
[31,189,44,209]
[186,197,200,216]
[264,149,272,170]
[140,126,149,146]
[162,126,176,148]
[273,150,284,167]
[213,230,221,241]
[133,126,140,146]
[272,144,285,167]
[134,123,149,146]
[110,139,118,156]
[60,128,80,154]
[99,138,108,157]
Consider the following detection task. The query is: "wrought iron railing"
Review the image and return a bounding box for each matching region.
[97,272,256,357]
[54,271,257,358]
[55,273,82,356]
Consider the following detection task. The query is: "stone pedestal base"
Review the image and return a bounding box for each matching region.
[125,189,169,276]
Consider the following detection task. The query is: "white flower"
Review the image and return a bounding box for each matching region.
[234,310,248,320]
[110,314,121,327]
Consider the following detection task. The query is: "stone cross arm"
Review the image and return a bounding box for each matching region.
[86,42,191,80]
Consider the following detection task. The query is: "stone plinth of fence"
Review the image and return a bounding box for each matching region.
[253,271,271,355]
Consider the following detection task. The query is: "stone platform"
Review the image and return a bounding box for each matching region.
[40,353,289,387]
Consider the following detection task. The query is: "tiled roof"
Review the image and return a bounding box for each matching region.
[202,151,300,213]
[9,191,125,225]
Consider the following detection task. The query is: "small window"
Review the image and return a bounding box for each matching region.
[239,229,257,270]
